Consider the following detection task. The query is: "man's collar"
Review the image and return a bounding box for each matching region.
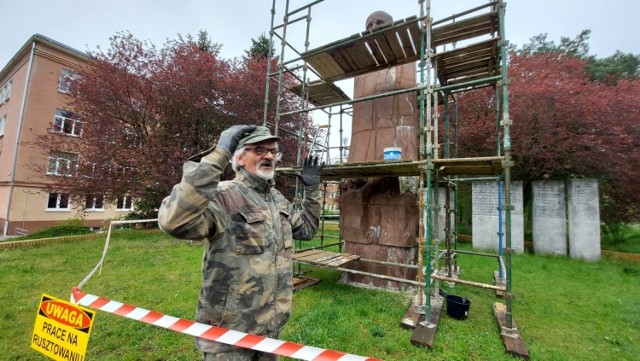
[236,167,275,192]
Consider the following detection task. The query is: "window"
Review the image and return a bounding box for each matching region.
[53,108,82,136]
[0,114,6,137]
[116,195,133,211]
[47,152,79,176]
[85,195,104,211]
[58,69,78,94]
[0,80,11,104]
[47,193,70,210]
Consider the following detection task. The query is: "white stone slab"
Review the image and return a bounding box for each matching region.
[567,179,601,260]
[532,181,567,255]
[432,187,455,245]
[472,181,524,253]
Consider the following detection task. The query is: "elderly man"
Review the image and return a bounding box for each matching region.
[158,124,323,360]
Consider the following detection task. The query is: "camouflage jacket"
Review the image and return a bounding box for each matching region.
[158,147,320,353]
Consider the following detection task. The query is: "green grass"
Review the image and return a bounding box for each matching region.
[1,230,639,360]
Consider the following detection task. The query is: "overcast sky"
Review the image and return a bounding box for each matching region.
[1,0,638,69]
[2,0,636,157]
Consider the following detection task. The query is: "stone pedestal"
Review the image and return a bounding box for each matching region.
[532,181,567,255]
[567,179,601,260]
[471,181,524,253]
[339,177,419,290]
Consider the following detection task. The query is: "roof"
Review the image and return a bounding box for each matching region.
[0,33,89,83]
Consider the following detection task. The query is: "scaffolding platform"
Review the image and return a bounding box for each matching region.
[290,79,351,107]
[292,249,360,268]
[300,16,423,82]
[433,38,501,87]
[277,156,504,180]
[297,2,500,86]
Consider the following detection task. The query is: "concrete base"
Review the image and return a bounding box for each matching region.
[410,295,444,349]
[400,291,426,329]
[493,302,530,360]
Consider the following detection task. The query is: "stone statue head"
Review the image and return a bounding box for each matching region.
[365,10,393,31]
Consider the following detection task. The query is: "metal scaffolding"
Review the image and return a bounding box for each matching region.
[264,0,527,358]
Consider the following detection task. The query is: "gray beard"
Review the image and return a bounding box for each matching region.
[256,168,274,181]
[256,160,275,181]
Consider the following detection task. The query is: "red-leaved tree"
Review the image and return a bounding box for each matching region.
[455,51,640,223]
[36,32,309,217]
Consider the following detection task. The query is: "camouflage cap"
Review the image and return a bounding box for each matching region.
[238,126,281,148]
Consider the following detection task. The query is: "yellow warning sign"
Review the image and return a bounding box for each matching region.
[31,294,95,361]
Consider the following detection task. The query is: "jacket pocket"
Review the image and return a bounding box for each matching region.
[233,211,266,254]
[279,209,293,249]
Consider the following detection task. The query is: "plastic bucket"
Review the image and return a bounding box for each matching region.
[383,147,402,161]
[445,294,471,320]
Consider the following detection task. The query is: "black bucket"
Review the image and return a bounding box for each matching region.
[440,290,471,320]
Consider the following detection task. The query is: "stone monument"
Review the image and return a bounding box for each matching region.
[339,10,420,290]
[532,181,567,255]
[471,180,524,253]
[567,179,601,260]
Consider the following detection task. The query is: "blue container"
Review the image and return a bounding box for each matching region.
[383,147,402,161]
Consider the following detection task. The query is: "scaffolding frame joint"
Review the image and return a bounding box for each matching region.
[501,159,514,167]
[504,247,516,254]
[500,117,513,126]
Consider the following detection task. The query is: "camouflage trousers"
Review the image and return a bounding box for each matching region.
[203,348,279,361]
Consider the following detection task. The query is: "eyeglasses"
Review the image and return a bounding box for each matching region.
[245,146,281,157]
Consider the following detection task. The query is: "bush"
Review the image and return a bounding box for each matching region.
[601,223,632,244]
[11,224,92,241]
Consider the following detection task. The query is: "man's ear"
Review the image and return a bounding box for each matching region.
[237,152,246,167]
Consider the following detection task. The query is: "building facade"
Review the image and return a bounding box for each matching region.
[0,34,131,236]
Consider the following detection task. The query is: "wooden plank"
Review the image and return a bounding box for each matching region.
[292,249,325,261]
[400,294,425,329]
[299,16,423,82]
[493,302,530,360]
[435,37,499,61]
[432,11,498,47]
[369,33,396,63]
[313,252,344,264]
[398,27,417,57]
[292,80,350,106]
[344,43,376,70]
[408,23,422,57]
[306,52,345,81]
[277,156,505,180]
[293,276,321,291]
[410,296,444,349]
[323,254,360,267]
[293,249,324,257]
[384,28,407,60]
[365,39,385,65]
[294,250,332,262]
[329,48,359,74]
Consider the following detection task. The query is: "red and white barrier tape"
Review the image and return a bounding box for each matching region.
[71,287,381,361]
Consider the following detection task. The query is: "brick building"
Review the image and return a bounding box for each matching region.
[0,34,131,236]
